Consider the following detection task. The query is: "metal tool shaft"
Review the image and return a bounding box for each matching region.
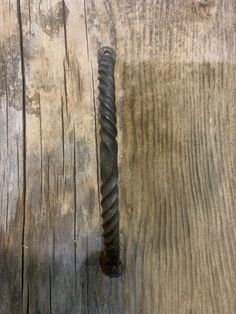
[98,47,122,277]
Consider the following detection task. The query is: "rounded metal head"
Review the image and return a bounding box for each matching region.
[98,46,116,62]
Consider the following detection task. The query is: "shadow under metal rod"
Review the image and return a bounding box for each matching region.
[98,46,122,277]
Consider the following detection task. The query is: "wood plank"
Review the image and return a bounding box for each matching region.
[17,0,100,313]
[85,0,236,313]
[0,1,24,313]
[0,0,236,313]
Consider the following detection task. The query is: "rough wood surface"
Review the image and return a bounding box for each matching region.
[0,0,236,313]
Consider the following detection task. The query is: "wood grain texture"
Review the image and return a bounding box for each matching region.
[0,1,24,313]
[0,0,236,313]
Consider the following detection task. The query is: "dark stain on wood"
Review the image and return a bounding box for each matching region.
[0,197,24,314]
[193,0,217,19]
[0,35,22,110]
[26,92,40,117]
[77,138,90,172]
[38,1,69,38]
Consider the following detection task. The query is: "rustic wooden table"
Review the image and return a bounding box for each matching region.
[0,1,236,313]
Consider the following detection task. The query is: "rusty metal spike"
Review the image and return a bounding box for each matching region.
[98,46,122,277]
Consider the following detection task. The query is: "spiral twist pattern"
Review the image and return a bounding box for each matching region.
[98,47,121,276]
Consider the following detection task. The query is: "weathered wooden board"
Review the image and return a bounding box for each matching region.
[0,1,24,313]
[0,0,236,313]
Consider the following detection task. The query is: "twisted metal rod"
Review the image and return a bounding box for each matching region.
[98,46,122,277]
